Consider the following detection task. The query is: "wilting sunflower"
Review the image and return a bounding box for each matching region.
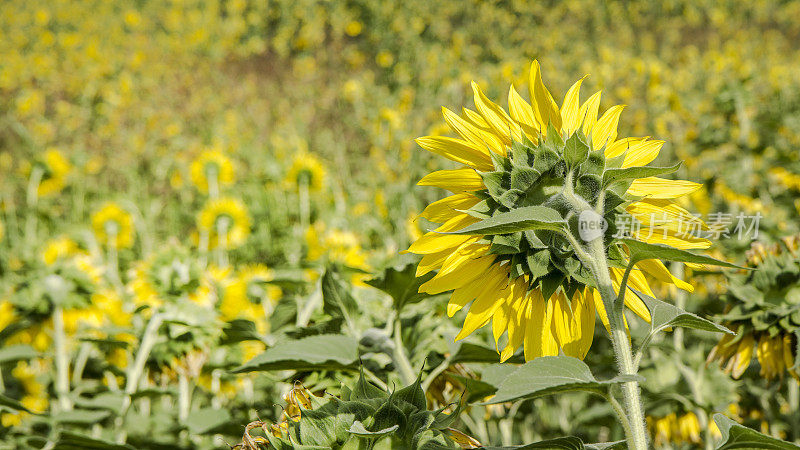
[708,235,800,380]
[91,202,135,248]
[190,148,235,194]
[198,197,251,249]
[407,61,708,361]
[286,151,326,191]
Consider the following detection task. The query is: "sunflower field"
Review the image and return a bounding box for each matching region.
[2,0,800,449]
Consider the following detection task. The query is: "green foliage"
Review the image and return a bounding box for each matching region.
[713,414,799,449]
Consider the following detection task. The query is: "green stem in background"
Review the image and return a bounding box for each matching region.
[392,318,416,386]
[117,312,163,444]
[52,305,73,412]
[216,217,230,268]
[299,176,310,231]
[671,262,687,351]
[178,371,191,421]
[198,229,209,268]
[789,377,800,443]
[207,165,220,200]
[72,342,92,386]
[25,166,44,257]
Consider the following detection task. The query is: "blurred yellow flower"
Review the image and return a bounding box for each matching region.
[190,149,235,194]
[198,197,251,249]
[36,148,71,197]
[285,151,326,192]
[91,202,135,248]
[41,235,80,265]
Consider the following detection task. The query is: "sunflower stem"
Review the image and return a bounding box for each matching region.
[588,237,649,450]
[392,317,416,386]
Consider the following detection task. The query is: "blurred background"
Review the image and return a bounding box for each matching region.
[1,0,800,448]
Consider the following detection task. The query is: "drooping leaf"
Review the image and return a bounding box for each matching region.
[321,268,359,326]
[444,206,564,235]
[619,238,744,269]
[632,289,733,335]
[365,260,436,311]
[602,162,682,186]
[52,431,135,450]
[482,356,630,404]
[713,413,799,449]
[234,334,358,372]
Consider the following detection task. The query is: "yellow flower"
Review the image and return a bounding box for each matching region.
[407,61,705,361]
[190,148,235,194]
[91,202,135,248]
[305,223,370,271]
[197,197,251,249]
[220,264,281,331]
[285,150,326,191]
[41,235,80,265]
[0,300,16,331]
[37,148,72,197]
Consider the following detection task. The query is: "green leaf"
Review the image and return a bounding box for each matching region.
[631,289,733,335]
[396,373,427,411]
[184,407,232,434]
[564,133,589,168]
[321,268,359,327]
[482,356,627,404]
[51,409,111,424]
[0,344,37,364]
[365,260,436,311]
[585,442,627,450]
[0,393,31,413]
[481,436,585,449]
[602,162,682,186]
[444,206,564,235]
[490,233,523,255]
[448,341,521,364]
[52,431,135,450]
[619,238,745,269]
[713,413,799,449]
[234,334,358,372]
[348,420,399,437]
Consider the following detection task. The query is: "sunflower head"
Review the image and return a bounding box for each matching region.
[709,234,800,380]
[197,197,251,249]
[409,61,706,361]
[190,148,235,194]
[91,202,135,249]
[36,148,72,197]
[286,150,326,191]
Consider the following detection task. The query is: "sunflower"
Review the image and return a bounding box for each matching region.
[286,150,326,191]
[91,202,135,248]
[708,235,800,380]
[407,61,708,361]
[197,197,251,249]
[190,148,235,194]
[41,235,80,265]
[36,148,72,197]
[220,264,281,330]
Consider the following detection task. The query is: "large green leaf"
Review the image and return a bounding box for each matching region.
[444,206,564,235]
[365,260,435,311]
[602,162,681,186]
[234,334,359,372]
[632,289,733,335]
[52,431,135,450]
[482,436,585,449]
[0,344,37,364]
[184,407,232,435]
[619,239,744,269]
[51,409,112,424]
[482,356,628,404]
[713,413,799,449]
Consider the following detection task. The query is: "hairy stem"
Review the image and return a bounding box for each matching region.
[392,318,417,386]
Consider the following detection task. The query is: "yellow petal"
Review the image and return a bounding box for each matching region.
[508,84,540,139]
[578,90,601,137]
[523,289,548,359]
[456,270,510,340]
[574,289,596,359]
[416,136,493,170]
[501,294,528,361]
[406,214,479,255]
[550,290,574,352]
[528,60,561,132]
[419,193,481,224]
[416,248,452,276]
[626,199,709,231]
[419,244,494,294]
[635,259,694,292]
[471,81,523,143]
[627,177,702,199]
[605,137,647,158]
[622,139,665,168]
[560,76,586,136]
[442,107,505,155]
[448,275,487,317]
[592,105,625,150]
[634,231,712,250]
[418,168,485,192]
